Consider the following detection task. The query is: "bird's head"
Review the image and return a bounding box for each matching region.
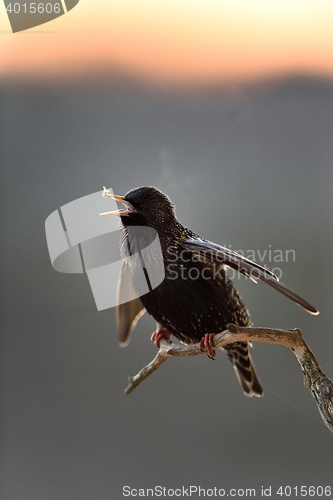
[100,186,178,232]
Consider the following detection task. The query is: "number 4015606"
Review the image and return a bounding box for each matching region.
[6,3,61,14]
[276,485,331,497]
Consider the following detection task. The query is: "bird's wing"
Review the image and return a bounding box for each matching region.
[182,237,319,315]
[116,262,146,346]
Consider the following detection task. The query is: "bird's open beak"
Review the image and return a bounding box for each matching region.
[100,188,136,217]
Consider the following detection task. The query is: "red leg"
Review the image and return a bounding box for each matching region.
[199,333,217,360]
[151,328,172,347]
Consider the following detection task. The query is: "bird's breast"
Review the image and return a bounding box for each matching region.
[138,255,251,343]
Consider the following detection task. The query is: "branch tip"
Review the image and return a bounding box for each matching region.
[124,324,333,434]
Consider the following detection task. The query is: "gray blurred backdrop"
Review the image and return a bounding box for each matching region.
[1,74,333,499]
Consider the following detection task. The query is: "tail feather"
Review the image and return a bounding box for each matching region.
[223,341,263,397]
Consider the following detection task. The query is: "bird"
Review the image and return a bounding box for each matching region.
[100,186,319,397]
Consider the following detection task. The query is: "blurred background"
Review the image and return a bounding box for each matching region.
[1,1,333,498]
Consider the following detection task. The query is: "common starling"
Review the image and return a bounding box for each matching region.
[101,186,319,397]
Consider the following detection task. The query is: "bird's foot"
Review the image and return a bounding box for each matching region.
[151,328,172,348]
[199,333,216,360]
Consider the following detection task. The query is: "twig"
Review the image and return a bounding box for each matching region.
[125,350,169,395]
[125,324,333,433]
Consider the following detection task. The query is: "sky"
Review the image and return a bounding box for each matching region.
[0,0,333,84]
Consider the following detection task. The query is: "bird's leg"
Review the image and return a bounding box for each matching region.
[151,328,172,347]
[199,333,216,360]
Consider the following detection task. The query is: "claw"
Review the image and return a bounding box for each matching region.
[151,328,172,347]
[199,333,216,360]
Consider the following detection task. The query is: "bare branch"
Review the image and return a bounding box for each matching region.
[125,350,169,395]
[124,324,333,433]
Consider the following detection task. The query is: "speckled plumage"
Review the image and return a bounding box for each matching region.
[109,186,318,397]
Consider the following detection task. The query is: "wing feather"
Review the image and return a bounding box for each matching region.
[116,262,146,346]
[183,237,319,315]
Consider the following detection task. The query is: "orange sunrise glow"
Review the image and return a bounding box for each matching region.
[0,0,333,84]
